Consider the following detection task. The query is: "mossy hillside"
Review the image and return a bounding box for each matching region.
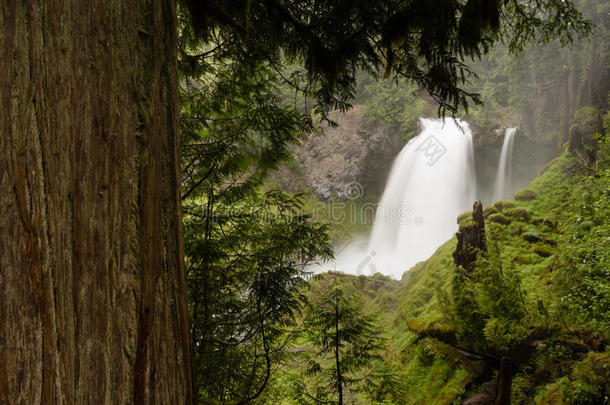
[384,151,609,404]
[394,239,458,336]
[393,153,579,337]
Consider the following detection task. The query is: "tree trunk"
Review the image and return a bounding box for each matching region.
[334,286,343,405]
[494,357,513,405]
[0,1,192,403]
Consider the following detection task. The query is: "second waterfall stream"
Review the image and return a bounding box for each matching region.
[493,127,517,201]
[328,118,477,279]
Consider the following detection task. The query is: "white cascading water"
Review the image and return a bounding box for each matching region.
[492,128,517,201]
[328,118,477,279]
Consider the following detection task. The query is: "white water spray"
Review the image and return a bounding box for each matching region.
[327,118,477,279]
[493,128,517,201]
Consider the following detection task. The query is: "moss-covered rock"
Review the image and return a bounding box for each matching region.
[507,221,526,236]
[514,255,532,265]
[494,200,515,212]
[488,213,511,225]
[504,207,532,222]
[522,231,541,243]
[514,188,537,201]
[543,217,557,228]
[457,210,473,224]
[482,205,498,218]
[534,244,554,257]
[541,237,557,247]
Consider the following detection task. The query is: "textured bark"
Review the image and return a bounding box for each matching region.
[494,357,512,405]
[453,201,486,272]
[0,1,192,403]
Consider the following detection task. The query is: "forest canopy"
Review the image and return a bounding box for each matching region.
[180,0,590,115]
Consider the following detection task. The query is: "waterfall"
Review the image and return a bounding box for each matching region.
[327,118,477,279]
[493,128,517,201]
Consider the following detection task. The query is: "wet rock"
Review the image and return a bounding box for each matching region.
[482,381,497,397]
[289,106,401,200]
[569,124,599,166]
[463,393,493,405]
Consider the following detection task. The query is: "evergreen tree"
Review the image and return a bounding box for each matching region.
[293,273,385,404]
[182,0,591,116]
[179,24,333,402]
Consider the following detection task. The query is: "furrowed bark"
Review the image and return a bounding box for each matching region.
[0,1,192,403]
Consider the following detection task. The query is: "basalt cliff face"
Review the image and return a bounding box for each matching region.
[276,105,402,200]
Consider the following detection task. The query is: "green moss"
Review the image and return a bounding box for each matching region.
[514,188,537,201]
[577,220,595,233]
[543,217,558,229]
[541,237,556,246]
[483,205,498,217]
[494,200,516,212]
[457,210,473,224]
[488,213,511,225]
[534,244,554,257]
[487,222,504,235]
[523,231,541,243]
[504,207,532,222]
[507,221,526,236]
[514,255,532,265]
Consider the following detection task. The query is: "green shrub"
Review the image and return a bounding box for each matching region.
[551,353,610,405]
[510,374,535,405]
[514,188,537,201]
